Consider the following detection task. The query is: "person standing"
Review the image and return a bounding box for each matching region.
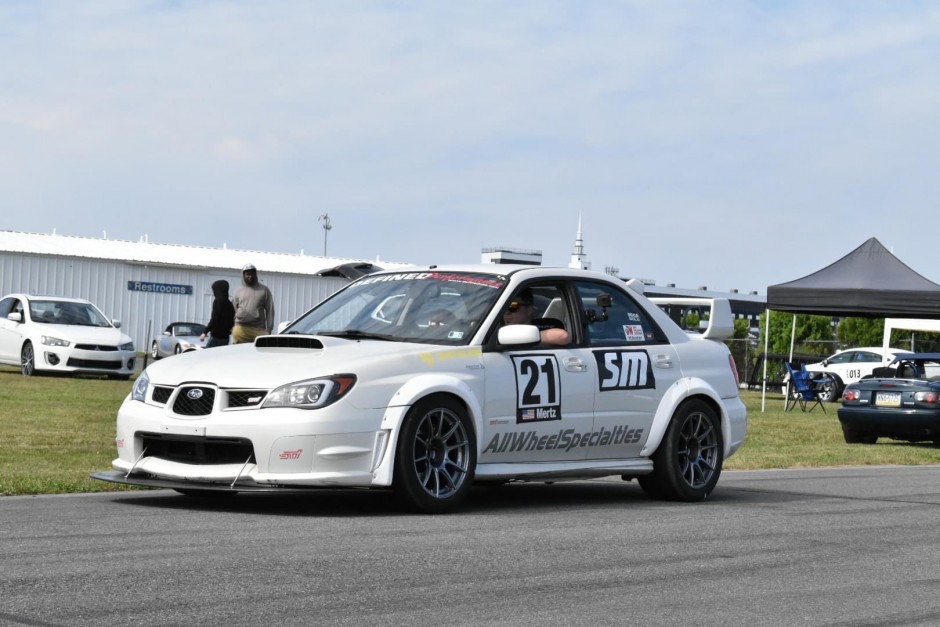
[231,264,275,344]
[199,279,235,348]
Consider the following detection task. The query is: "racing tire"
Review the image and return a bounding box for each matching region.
[393,395,476,514]
[638,399,723,502]
[173,489,239,498]
[816,375,842,403]
[151,341,161,360]
[842,428,877,445]
[21,341,36,377]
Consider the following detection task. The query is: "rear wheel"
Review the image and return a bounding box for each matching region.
[816,375,842,403]
[21,341,35,376]
[639,400,723,501]
[393,395,475,514]
[842,428,877,444]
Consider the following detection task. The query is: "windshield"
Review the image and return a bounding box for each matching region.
[285,271,507,344]
[30,300,112,327]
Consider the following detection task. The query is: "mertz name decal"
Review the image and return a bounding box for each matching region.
[482,425,643,455]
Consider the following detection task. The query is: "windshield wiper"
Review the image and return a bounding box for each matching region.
[317,330,398,341]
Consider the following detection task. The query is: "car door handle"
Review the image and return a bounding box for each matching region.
[563,357,588,372]
[653,354,674,369]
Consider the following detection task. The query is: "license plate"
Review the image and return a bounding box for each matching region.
[876,392,901,407]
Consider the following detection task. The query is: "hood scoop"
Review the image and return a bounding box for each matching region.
[255,336,324,350]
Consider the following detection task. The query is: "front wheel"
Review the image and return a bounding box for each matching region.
[393,395,475,514]
[638,400,723,501]
[151,341,161,359]
[21,341,36,376]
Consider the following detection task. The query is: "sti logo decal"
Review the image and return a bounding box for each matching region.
[594,350,655,391]
[279,449,303,460]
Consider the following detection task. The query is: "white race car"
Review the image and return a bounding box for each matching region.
[93,266,747,513]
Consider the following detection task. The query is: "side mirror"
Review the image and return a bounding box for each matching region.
[112,319,122,329]
[276,321,291,334]
[7,312,23,323]
[497,324,541,346]
[162,331,171,336]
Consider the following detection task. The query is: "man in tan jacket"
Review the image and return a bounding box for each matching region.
[231,264,275,344]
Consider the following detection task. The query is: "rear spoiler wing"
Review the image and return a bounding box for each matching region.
[647,297,735,341]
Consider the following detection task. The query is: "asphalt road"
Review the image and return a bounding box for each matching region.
[2,466,940,627]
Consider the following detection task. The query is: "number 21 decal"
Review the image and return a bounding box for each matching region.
[511,355,562,423]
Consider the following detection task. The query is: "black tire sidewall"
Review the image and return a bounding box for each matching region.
[393,395,476,514]
[641,399,724,501]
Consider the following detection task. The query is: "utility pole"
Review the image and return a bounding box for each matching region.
[318,213,332,256]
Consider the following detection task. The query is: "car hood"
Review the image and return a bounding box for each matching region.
[143,335,479,388]
[36,323,132,346]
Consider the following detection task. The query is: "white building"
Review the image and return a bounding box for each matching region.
[0,230,412,353]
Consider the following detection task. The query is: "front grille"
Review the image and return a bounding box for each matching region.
[172,386,216,416]
[74,344,118,351]
[228,390,267,408]
[152,386,174,405]
[140,432,255,465]
[66,357,122,370]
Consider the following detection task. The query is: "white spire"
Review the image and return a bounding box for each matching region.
[568,213,590,270]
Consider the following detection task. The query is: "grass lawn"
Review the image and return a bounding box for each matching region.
[1,365,939,496]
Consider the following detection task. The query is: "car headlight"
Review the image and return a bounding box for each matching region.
[132,371,150,402]
[262,374,356,410]
[119,342,135,351]
[41,335,70,347]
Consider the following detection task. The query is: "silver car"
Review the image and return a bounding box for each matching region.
[150,322,206,359]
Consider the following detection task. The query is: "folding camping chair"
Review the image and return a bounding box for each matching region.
[784,362,827,413]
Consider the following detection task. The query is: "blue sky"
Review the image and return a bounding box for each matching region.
[3,1,939,294]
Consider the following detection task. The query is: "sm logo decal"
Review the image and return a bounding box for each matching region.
[594,350,655,391]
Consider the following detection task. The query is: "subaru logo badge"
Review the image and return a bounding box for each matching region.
[186,389,204,400]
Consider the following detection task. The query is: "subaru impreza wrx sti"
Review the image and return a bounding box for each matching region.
[93,266,747,513]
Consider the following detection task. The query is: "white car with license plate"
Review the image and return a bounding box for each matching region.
[0,293,136,379]
[93,266,747,513]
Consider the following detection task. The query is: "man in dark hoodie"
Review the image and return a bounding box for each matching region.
[231,263,275,344]
[200,279,236,348]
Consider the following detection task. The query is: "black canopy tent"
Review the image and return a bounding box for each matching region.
[767,237,940,318]
[761,237,940,410]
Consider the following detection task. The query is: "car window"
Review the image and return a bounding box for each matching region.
[574,281,666,347]
[286,271,506,344]
[855,351,882,362]
[0,297,14,318]
[827,351,854,364]
[32,300,111,327]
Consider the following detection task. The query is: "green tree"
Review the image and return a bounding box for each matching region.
[837,317,884,347]
[760,312,835,356]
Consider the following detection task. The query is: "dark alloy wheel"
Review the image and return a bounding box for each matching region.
[394,395,475,514]
[21,341,35,377]
[639,399,723,502]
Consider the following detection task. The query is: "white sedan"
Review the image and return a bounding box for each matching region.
[804,346,904,402]
[0,293,136,378]
[93,266,747,513]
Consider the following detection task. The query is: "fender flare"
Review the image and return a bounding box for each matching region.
[640,376,733,458]
[370,373,484,487]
